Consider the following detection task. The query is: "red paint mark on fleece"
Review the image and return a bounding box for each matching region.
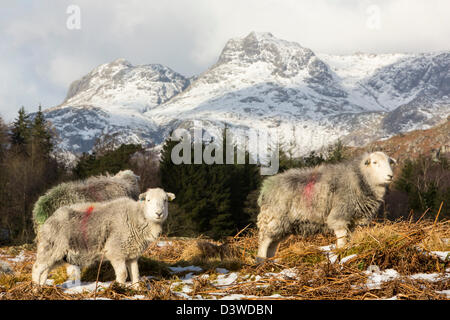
[303,174,317,206]
[81,206,94,248]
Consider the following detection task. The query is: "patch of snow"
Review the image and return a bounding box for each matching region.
[181,272,196,281]
[60,280,112,294]
[431,251,449,262]
[7,251,27,263]
[157,241,173,247]
[436,290,450,298]
[168,265,203,273]
[172,292,192,299]
[365,268,399,290]
[319,244,340,263]
[340,254,358,264]
[409,272,450,282]
[216,268,229,274]
[213,272,239,286]
[319,244,336,252]
[382,295,398,300]
[326,253,339,264]
[265,268,298,279]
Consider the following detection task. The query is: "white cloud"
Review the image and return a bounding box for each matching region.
[45,56,93,88]
[0,0,449,121]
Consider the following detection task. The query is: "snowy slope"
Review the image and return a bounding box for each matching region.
[45,59,189,152]
[44,32,450,155]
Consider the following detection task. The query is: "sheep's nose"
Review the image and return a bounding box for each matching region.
[387,175,393,180]
[156,211,163,217]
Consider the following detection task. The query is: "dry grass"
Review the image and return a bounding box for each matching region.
[0,219,448,300]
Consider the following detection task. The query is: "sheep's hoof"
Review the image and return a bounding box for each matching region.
[31,284,42,294]
[130,282,141,290]
[255,257,276,265]
[255,256,266,264]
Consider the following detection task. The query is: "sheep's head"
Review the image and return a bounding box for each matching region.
[139,188,175,222]
[361,152,396,186]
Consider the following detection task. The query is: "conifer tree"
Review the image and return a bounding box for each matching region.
[10,107,32,153]
[31,105,53,157]
[0,116,8,159]
[159,129,261,239]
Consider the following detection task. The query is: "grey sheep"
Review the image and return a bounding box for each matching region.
[256,151,396,261]
[32,188,175,289]
[32,170,141,230]
[32,169,141,282]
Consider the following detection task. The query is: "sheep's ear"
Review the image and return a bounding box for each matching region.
[138,193,147,201]
[167,192,176,201]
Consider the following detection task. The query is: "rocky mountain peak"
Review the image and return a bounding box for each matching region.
[60,59,189,113]
[216,31,317,78]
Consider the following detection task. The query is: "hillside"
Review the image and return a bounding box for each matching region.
[351,118,450,162]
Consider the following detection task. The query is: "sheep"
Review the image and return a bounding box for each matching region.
[256,151,396,261]
[32,170,141,282]
[32,170,141,230]
[32,188,175,289]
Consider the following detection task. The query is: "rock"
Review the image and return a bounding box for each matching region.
[0,260,13,275]
[0,228,10,244]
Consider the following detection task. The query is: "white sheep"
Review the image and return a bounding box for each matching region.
[32,188,175,289]
[256,152,396,261]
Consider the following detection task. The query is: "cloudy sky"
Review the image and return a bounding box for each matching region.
[1,0,449,121]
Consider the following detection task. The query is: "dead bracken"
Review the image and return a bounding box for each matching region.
[0,219,448,300]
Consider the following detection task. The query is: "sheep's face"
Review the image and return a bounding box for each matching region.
[139,188,175,222]
[362,152,396,186]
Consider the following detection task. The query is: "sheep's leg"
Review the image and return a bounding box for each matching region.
[110,259,128,285]
[32,263,44,285]
[126,259,140,289]
[334,228,348,248]
[267,239,281,258]
[32,262,52,286]
[327,211,350,249]
[333,225,348,248]
[256,235,274,262]
[66,264,81,284]
[32,248,57,286]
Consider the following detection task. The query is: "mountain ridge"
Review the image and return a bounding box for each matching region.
[43,32,450,155]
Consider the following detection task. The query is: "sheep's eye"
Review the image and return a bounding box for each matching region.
[372,161,377,164]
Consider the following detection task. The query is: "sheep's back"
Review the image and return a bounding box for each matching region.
[33,175,139,229]
[258,167,328,207]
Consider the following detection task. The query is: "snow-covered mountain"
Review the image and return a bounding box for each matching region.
[44,32,450,155]
[45,59,189,151]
